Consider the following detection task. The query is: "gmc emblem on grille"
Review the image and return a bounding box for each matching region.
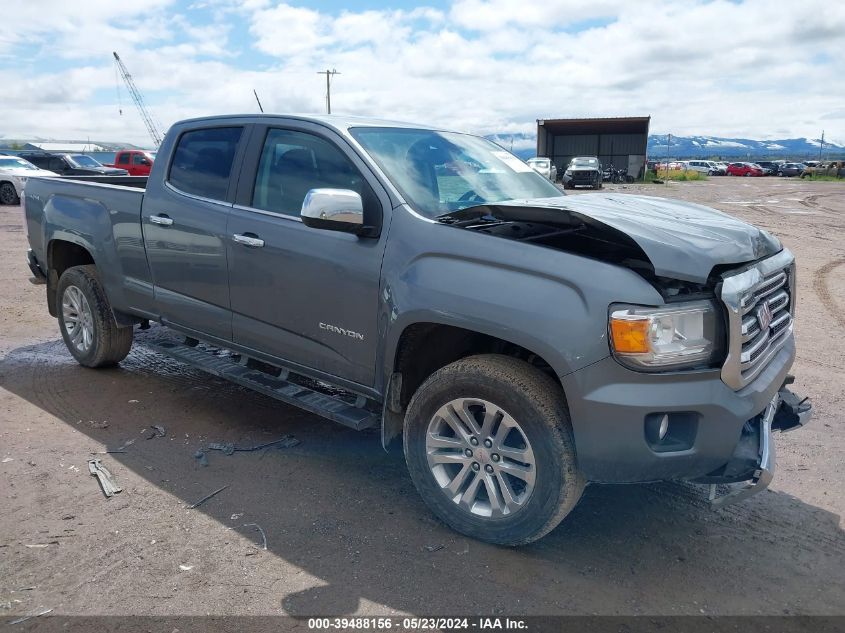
[757,301,773,331]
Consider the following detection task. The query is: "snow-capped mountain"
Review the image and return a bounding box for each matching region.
[647,135,843,159]
[486,132,843,160]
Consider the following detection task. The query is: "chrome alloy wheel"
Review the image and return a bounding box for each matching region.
[425,398,536,518]
[62,285,94,353]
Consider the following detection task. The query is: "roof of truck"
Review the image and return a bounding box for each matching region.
[174,113,446,133]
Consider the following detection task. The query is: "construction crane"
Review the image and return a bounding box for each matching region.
[113,51,163,148]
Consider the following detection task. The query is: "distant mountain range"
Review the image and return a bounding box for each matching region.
[647,135,843,159]
[486,133,844,160]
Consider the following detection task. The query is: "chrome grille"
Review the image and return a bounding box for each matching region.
[720,249,795,390]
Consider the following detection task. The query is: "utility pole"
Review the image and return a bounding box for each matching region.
[253,89,264,113]
[316,69,340,114]
[819,130,824,163]
[666,133,671,183]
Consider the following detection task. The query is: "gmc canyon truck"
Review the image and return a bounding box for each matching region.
[24,114,811,545]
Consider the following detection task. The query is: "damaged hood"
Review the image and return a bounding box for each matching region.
[444,194,781,283]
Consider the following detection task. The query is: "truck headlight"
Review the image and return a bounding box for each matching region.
[609,300,719,370]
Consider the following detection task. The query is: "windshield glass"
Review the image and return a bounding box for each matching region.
[68,154,102,168]
[528,158,550,167]
[570,157,598,167]
[350,128,561,218]
[0,157,38,170]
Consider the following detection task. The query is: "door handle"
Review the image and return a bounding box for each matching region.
[150,214,174,226]
[232,233,265,248]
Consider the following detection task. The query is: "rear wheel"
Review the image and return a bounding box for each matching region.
[57,265,133,367]
[0,182,19,205]
[403,355,584,545]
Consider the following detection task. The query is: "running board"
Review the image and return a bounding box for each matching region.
[142,337,379,431]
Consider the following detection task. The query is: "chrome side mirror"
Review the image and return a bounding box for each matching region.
[301,188,371,236]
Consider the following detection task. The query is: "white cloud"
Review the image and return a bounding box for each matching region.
[0,0,842,147]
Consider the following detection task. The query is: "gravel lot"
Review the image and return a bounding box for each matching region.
[1,177,843,620]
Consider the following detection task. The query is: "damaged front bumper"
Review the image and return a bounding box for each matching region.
[707,382,812,509]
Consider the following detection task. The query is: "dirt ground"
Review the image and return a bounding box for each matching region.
[1,177,843,621]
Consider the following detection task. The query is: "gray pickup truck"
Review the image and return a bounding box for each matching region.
[23,114,811,545]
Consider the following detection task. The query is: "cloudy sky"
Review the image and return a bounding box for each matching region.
[1,0,842,148]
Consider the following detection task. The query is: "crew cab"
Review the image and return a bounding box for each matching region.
[106,149,155,176]
[23,114,811,545]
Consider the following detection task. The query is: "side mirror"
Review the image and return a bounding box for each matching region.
[301,188,373,236]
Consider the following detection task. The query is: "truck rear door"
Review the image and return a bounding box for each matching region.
[142,125,248,341]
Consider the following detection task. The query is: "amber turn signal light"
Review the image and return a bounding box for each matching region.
[610,317,650,354]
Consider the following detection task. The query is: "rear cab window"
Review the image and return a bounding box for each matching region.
[168,127,243,201]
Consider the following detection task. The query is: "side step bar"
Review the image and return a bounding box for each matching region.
[142,336,380,431]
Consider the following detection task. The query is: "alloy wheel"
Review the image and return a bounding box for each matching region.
[62,285,94,353]
[425,398,536,518]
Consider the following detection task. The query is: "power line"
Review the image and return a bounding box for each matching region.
[316,69,340,114]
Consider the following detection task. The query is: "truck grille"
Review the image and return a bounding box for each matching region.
[720,250,795,390]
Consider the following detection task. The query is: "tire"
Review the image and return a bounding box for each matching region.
[57,265,133,368]
[403,354,585,546]
[0,181,19,205]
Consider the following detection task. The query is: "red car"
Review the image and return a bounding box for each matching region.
[105,150,155,176]
[726,162,763,177]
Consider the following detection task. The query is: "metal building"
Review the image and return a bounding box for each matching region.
[536,116,650,179]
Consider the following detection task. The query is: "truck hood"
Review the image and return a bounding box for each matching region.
[441,193,781,284]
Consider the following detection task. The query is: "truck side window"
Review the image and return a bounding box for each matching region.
[118,153,130,165]
[168,127,243,201]
[251,128,379,223]
[132,154,147,165]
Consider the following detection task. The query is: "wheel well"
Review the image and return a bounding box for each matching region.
[392,323,558,411]
[46,240,95,316]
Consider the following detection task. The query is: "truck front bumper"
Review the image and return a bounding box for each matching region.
[706,386,811,508]
[560,336,811,484]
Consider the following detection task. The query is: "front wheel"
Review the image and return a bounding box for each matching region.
[403,355,584,545]
[57,265,134,367]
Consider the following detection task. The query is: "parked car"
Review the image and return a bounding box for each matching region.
[562,156,602,189]
[778,163,806,177]
[24,114,812,546]
[526,157,557,182]
[684,160,723,175]
[726,162,763,177]
[106,149,155,176]
[18,151,129,176]
[0,155,58,205]
[756,161,780,176]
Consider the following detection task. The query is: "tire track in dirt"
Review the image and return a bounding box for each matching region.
[813,258,845,330]
[801,193,843,218]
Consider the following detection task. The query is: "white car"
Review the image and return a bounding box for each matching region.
[527,157,558,182]
[684,160,724,175]
[0,155,58,205]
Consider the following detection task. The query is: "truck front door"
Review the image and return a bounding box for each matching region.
[142,125,246,341]
[227,123,389,388]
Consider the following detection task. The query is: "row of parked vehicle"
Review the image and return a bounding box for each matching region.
[0,149,155,205]
[651,158,844,178]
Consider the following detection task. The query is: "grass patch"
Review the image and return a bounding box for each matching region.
[800,174,844,182]
[660,169,708,182]
[644,169,708,183]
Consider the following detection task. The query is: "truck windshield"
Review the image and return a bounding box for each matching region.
[350,128,561,218]
[68,155,102,168]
